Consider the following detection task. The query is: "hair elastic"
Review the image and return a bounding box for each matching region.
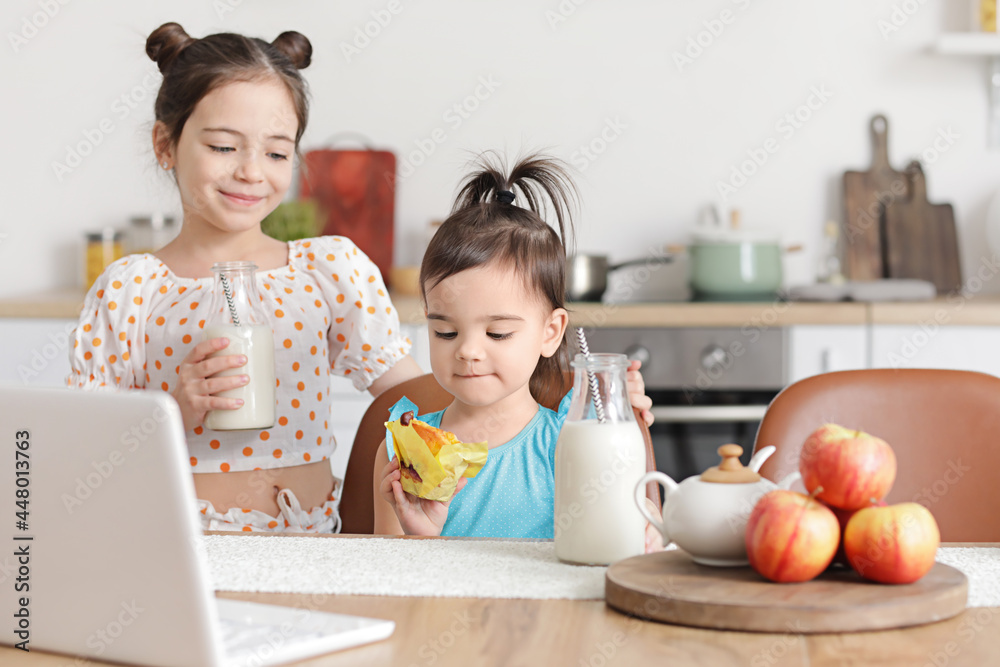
[496,190,515,205]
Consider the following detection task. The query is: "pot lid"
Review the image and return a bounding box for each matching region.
[700,444,762,484]
[692,228,780,244]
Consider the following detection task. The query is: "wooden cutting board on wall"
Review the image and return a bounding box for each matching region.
[884,160,962,294]
[843,114,908,280]
[300,142,396,286]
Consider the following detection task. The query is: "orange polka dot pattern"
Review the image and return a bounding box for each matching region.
[68,237,411,474]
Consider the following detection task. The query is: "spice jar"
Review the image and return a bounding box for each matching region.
[978,0,997,31]
[84,229,124,289]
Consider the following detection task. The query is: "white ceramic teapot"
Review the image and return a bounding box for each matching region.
[635,444,794,566]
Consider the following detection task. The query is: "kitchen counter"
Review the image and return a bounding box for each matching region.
[4,289,1000,326]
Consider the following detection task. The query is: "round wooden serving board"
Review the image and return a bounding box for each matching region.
[605,550,967,633]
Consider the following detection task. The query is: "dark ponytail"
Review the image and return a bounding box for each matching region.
[421,152,578,401]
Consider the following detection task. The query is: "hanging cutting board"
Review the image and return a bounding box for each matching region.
[843,114,908,280]
[605,550,967,633]
[300,137,396,286]
[884,160,962,295]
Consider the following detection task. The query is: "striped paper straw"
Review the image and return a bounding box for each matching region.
[220,272,241,327]
[576,327,606,424]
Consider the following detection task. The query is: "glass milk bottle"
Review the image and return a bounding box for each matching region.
[554,353,647,564]
[202,262,276,430]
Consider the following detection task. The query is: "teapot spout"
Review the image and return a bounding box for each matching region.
[748,445,776,472]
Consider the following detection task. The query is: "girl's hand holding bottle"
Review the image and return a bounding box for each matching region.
[378,457,467,536]
[627,359,654,427]
[172,336,249,432]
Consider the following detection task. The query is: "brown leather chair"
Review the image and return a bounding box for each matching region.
[753,368,1000,542]
[340,373,660,535]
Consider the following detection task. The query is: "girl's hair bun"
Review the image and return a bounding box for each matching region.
[271,31,312,69]
[146,22,196,74]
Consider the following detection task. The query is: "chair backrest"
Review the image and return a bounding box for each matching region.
[341,373,660,534]
[753,368,1000,542]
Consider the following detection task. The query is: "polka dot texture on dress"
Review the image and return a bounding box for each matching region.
[69,236,411,474]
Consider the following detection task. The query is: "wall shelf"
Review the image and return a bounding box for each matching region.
[936,32,1000,147]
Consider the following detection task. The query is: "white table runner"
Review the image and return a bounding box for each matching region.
[203,536,1000,605]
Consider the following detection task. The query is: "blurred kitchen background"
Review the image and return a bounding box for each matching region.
[7,1,1000,482]
[3,0,1000,298]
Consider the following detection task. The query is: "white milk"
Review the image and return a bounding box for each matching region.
[202,324,276,430]
[554,420,647,565]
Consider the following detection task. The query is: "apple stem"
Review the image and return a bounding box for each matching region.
[809,486,824,500]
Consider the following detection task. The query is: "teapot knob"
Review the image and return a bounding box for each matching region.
[717,444,744,471]
[700,444,761,484]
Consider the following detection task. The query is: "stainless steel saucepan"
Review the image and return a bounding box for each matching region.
[566,254,673,302]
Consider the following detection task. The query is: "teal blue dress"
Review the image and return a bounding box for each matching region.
[386,393,572,538]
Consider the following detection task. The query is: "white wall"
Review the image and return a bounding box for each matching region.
[3,0,999,298]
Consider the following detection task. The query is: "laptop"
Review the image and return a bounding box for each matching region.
[0,386,394,667]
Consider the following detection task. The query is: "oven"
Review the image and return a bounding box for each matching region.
[583,327,786,481]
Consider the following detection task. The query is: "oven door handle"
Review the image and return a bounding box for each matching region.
[650,405,770,423]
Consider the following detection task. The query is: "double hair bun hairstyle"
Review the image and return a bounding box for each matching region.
[145,22,312,73]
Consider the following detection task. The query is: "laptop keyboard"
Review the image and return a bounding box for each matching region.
[218,614,330,665]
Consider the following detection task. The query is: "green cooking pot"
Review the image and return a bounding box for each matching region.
[677,230,799,301]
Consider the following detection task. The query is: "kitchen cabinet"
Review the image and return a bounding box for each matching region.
[870,325,1000,376]
[0,318,77,388]
[787,325,868,384]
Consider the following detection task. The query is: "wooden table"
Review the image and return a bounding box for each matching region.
[3,541,998,666]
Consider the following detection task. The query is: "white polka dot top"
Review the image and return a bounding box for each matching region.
[68,236,411,474]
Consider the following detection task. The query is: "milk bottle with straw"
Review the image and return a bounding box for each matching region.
[202,262,276,430]
[554,329,647,564]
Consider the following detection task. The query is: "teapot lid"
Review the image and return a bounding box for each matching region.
[700,444,761,484]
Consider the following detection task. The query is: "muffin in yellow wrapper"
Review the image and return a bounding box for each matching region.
[385,411,488,501]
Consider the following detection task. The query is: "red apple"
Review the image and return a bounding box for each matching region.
[843,502,940,584]
[746,489,841,583]
[799,423,897,510]
[825,500,887,567]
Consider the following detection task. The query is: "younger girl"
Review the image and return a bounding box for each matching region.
[374,154,660,548]
[68,23,421,532]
